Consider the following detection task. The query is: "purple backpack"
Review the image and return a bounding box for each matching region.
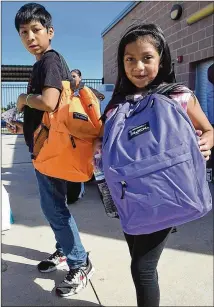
[102,93,212,235]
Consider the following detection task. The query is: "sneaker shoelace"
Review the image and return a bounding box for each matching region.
[49,250,63,261]
[65,267,88,287]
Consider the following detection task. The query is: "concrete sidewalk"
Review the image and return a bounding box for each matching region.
[1,135,213,306]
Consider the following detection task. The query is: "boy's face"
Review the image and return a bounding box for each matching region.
[19,21,54,59]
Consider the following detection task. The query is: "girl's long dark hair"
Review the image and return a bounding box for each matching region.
[103,23,189,116]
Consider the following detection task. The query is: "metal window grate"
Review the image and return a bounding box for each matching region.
[1,79,102,133]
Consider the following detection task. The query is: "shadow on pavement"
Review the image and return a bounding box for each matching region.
[2,245,100,307]
[2,260,100,306]
[2,243,50,261]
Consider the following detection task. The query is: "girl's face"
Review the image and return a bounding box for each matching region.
[71,71,81,87]
[123,37,161,90]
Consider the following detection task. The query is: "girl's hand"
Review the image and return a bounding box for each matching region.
[6,121,24,134]
[196,130,213,161]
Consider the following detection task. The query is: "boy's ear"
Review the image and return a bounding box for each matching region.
[48,26,54,40]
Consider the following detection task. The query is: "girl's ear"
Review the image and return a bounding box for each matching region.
[48,26,54,40]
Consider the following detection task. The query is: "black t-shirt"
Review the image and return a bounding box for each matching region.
[24,49,66,151]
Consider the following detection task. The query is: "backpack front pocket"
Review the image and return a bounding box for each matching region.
[33,123,49,159]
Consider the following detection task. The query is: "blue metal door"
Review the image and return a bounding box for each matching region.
[195,59,214,123]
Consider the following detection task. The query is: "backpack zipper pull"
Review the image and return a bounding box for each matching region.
[70,135,76,148]
[150,99,155,108]
[120,181,127,199]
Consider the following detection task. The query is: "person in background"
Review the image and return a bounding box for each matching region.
[71,68,105,101]
[66,69,85,204]
[70,68,105,184]
[67,68,105,202]
[71,69,82,88]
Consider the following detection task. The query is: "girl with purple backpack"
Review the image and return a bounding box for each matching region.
[96,24,214,307]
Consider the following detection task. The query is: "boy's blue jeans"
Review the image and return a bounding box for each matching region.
[35,169,87,269]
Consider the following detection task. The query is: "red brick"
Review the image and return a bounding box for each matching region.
[183,54,190,63]
[180,72,189,83]
[189,53,195,63]
[176,74,182,82]
[103,0,214,85]
[199,1,212,9]
[172,40,182,50]
[201,49,208,59]
[207,48,214,58]
[187,42,199,54]
[187,22,199,35]
[199,37,212,50]
[171,52,177,62]
[177,46,187,56]
[181,19,188,29]
[164,27,171,37]
[206,25,214,38]
[186,2,200,16]
[177,28,188,40]
[195,50,202,62]
[182,35,193,47]
[184,2,194,10]
[199,14,213,29]
[177,64,188,74]
[192,29,206,42]
[168,32,178,44]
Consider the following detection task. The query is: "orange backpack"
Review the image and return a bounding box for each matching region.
[32,54,102,182]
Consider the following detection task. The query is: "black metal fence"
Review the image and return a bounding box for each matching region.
[1,79,102,133]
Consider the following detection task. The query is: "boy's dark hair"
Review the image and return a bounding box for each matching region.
[15,3,52,32]
[71,69,82,78]
[103,23,178,115]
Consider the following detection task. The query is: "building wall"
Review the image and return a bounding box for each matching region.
[103,1,214,89]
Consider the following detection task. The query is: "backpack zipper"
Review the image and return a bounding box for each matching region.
[120,181,127,199]
[34,123,49,144]
[150,99,155,108]
[70,135,76,148]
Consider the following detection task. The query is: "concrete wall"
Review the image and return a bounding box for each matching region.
[103,1,214,89]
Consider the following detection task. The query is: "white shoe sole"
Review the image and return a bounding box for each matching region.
[58,267,95,297]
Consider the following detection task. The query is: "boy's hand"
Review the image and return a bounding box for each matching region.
[6,121,24,134]
[17,94,27,112]
[196,130,213,161]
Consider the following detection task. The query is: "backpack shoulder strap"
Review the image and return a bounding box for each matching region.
[150,83,185,96]
[152,83,195,110]
[50,50,72,82]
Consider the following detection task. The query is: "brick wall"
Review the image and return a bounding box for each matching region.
[103,1,214,89]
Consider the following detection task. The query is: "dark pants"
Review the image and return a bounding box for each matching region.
[124,228,172,307]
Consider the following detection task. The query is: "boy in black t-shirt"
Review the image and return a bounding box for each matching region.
[12,3,94,297]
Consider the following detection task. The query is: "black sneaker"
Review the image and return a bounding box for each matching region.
[38,250,67,273]
[55,254,95,297]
